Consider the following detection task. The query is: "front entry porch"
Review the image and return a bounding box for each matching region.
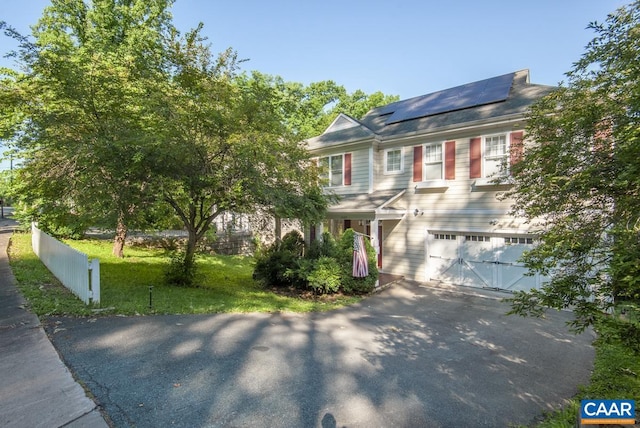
[306,190,407,272]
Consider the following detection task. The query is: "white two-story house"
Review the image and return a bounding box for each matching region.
[304,70,554,292]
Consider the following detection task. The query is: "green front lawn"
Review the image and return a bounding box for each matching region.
[8,232,360,316]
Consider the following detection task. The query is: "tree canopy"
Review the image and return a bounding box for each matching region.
[153,29,335,283]
[505,1,640,331]
[1,0,397,285]
[240,73,399,140]
[1,0,174,254]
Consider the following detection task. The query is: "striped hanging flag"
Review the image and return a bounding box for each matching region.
[352,233,369,278]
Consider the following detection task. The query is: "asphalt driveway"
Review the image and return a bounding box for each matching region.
[45,281,595,428]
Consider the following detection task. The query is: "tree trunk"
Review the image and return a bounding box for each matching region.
[274,216,282,243]
[184,228,198,270]
[112,216,127,258]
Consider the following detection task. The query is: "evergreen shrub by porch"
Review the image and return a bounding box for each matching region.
[300,256,341,294]
[253,230,305,288]
[336,229,378,295]
[253,229,378,295]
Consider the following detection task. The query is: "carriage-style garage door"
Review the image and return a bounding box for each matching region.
[426,232,545,292]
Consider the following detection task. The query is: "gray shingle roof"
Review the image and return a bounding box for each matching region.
[328,189,406,213]
[305,70,555,150]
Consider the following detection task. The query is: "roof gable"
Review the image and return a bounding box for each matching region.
[323,113,362,134]
[305,113,375,149]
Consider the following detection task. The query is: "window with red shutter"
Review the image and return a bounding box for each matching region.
[413,146,423,182]
[510,131,524,169]
[470,137,482,178]
[445,141,455,180]
[344,153,352,186]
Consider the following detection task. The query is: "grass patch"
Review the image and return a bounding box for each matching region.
[9,232,95,316]
[8,232,361,316]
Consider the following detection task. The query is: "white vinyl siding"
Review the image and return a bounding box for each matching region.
[350,149,370,193]
[376,147,412,190]
[377,130,529,282]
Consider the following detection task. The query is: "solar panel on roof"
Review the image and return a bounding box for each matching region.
[385,72,515,124]
[375,99,404,116]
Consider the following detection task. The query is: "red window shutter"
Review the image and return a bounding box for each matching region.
[510,131,524,168]
[344,153,352,186]
[413,146,423,182]
[469,137,482,178]
[445,141,455,180]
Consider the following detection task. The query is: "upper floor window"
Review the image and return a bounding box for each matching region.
[484,134,508,177]
[384,148,403,174]
[424,143,443,180]
[413,141,455,184]
[470,132,522,180]
[319,153,351,187]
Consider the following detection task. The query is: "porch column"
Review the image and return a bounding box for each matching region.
[370,219,379,258]
[370,218,380,288]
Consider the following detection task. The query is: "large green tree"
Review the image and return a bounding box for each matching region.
[2,0,396,280]
[504,1,640,331]
[1,0,174,257]
[153,29,331,285]
[242,73,399,140]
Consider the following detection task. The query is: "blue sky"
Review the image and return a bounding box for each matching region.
[0,0,630,99]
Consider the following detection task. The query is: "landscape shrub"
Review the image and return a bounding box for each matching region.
[337,229,378,294]
[16,206,91,239]
[307,232,337,259]
[289,256,341,294]
[306,256,341,294]
[253,230,305,287]
[164,252,197,287]
[253,228,378,295]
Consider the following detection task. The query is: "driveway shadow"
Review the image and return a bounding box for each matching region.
[45,280,594,427]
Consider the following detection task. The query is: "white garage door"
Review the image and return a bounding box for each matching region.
[426,232,545,291]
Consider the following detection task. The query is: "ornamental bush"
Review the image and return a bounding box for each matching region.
[336,229,378,294]
[297,256,341,294]
[253,230,305,288]
[253,228,378,295]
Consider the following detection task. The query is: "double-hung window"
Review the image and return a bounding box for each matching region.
[470,131,523,181]
[384,148,403,174]
[320,154,344,187]
[424,143,443,180]
[483,134,508,177]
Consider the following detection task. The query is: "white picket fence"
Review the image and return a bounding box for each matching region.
[31,223,100,305]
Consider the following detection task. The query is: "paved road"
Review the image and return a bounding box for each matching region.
[45,281,595,427]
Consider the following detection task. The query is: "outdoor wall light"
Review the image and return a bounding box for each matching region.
[414,209,423,216]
